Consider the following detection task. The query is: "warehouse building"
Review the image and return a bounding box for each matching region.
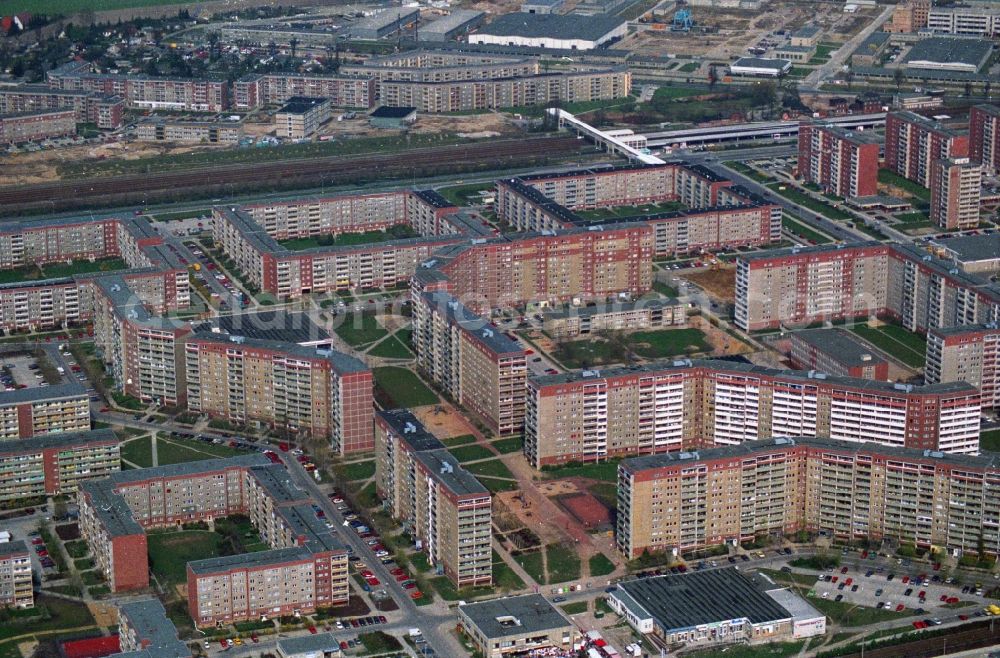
[420,10,485,41]
[788,328,889,380]
[458,594,579,658]
[903,37,993,72]
[349,8,420,39]
[728,58,792,77]
[608,569,806,646]
[470,13,627,50]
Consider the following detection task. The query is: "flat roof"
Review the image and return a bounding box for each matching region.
[189,333,367,374]
[0,428,117,455]
[789,328,886,368]
[477,12,625,41]
[194,310,330,346]
[414,449,489,497]
[276,633,341,656]
[614,568,792,632]
[544,298,679,320]
[378,409,445,451]
[792,25,821,38]
[731,57,792,70]
[422,10,485,34]
[529,357,975,396]
[939,234,1000,263]
[764,587,824,622]
[621,436,1000,473]
[278,96,330,114]
[459,594,573,639]
[187,546,313,575]
[422,291,523,355]
[904,37,993,69]
[370,105,416,119]
[0,539,28,557]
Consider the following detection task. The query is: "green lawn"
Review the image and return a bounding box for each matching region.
[447,444,496,463]
[341,460,376,481]
[121,435,153,467]
[589,553,616,577]
[561,601,589,615]
[366,335,412,359]
[768,183,852,221]
[335,314,388,347]
[981,429,1000,452]
[542,460,620,483]
[491,437,524,454]
[784,215,833,244]
[153,437,245,467]
[678,62,701,73]
[147,530,222,586]
[849,324,925,368]
[478,477,519,493]
[808,596,907,626]
[652,280,679,297]
[724,161,773,184]
[545,544,581,584]
[493,557,526,591]
[554,339,623,368]
[373,366,438,408]
[895,211,931,224]
[443,434,477,447]
[463,459,515,480]
[278,225,419,251]
[574,200,687,222]
[437,183,494,206]
[357,632,402,654]
[650,85,709,101]
[630,328,710,359]
[879,169,930,201]
[514,550,545,584]
[684,641,807,658]
[0,595,97,643]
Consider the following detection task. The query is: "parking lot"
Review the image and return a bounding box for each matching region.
[3,353,53,390]
[810,562,978,617]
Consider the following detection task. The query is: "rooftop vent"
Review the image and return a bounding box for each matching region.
[440,461,454,475]
[403,422,417,434]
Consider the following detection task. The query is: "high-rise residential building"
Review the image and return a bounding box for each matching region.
[930,157,982,230]
[411,292,526,435]
[617,437,1000,559]
[374,409,492,588]
[0,429,119,502]
[0,541,33,608]
[525,359,980,467]
[885,111,969,188]
[926,323,1000,410]
[185,335,373,454]
[970,104,1000,175]
[734,242,1000,333]
[78,454,349,615]
[798,122,880,198]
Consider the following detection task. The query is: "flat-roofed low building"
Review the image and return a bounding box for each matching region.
[0,109,76,144]
[136,117,243,145]
[608,569,796,646]
[457,594,579,658]
[790,24,822,47]
[470,13,626,50]
[936,233,1000,273]
[903,37,993,73]
[729,58,792,77]
[0,540,33,608]
[788,328,889,380]
[275,97,331,139]
[420,10,485,42]
[542,298,686,339]
[117,599,189,658]
[276,633,343,658]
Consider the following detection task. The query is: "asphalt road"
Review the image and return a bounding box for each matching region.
[91,412,461,658]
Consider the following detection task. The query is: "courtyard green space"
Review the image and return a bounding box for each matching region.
[542,459,620,482]
[278,224,419,251]
[366,334,412,359]
[0,258,127,285]
[335,314,388,347]
[463,459,515,480]
[447,444,495,463]
[575,200,687,222]
[849,324,925,368]
[373,366,438,408]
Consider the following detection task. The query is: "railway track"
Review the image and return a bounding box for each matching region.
[0,136,583,214]
[835,620,1000,658]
